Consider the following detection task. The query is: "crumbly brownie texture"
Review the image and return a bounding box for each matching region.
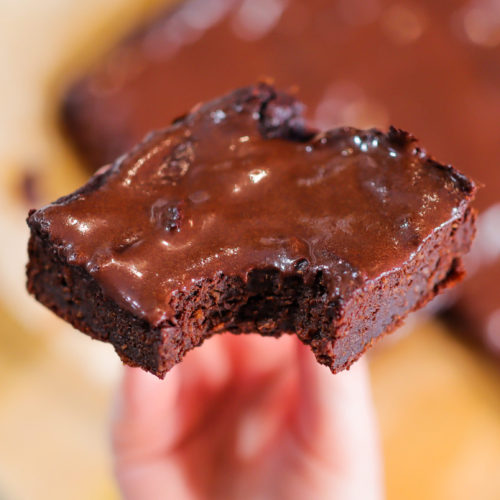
[28,84,476,377]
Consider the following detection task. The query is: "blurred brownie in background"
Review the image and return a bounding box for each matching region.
[60,0,500,358]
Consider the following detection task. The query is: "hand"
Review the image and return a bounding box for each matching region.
[112,334,383,500]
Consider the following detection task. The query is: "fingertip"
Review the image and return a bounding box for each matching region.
[179,334,232,390]
[295,337,327,397]
[112,364,181,460]
[295,338,316,369]
[117,365,180,421]
[224,333,298,378]
[294,343,378,447]
[295,339,372,401]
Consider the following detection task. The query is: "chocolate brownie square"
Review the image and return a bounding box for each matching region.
[29,84,476,377]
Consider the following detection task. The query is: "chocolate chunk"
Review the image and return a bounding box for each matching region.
[151,199,183,232]
[158,141,194,184]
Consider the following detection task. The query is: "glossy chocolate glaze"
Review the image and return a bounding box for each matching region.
[36,85,473,326]
[62,0,500,351]
[64,0,500,214]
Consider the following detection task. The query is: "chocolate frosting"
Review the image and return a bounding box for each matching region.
[64,0,499,215]
[38,85,474,326]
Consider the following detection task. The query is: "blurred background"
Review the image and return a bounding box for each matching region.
[1,0,500,498]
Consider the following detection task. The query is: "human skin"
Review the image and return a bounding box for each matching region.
[112,333,384,500]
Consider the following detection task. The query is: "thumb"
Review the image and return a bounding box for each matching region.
[112,366,198,500]
[112,365,181,463]
[294,342,384,499]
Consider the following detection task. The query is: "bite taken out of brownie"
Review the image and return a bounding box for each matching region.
[27,84,476,378]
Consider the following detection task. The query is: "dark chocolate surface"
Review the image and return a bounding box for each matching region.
[62,0,500,355]
[33,84,473,328]
[63,0,500,213]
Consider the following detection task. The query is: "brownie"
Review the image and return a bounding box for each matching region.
[60,0,500,359]
[28,84,476,377]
